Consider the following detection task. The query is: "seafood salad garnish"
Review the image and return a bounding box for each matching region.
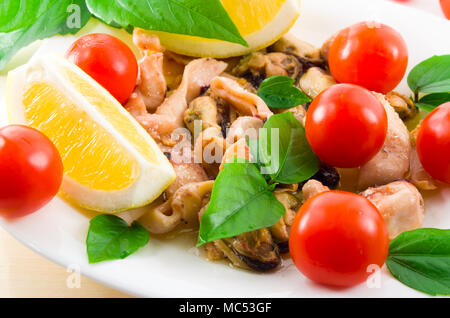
[0,0,449,296]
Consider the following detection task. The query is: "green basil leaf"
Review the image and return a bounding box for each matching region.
[0,0,57,33]
[386,228,450,296]
[408,55,450,94]
[416,93,450,111]
[257,76,311,109]
[0,0,90,71]
[253,112,319,184]
[197,162,285,246]
[86,0,248,47]
[87,215,150,264]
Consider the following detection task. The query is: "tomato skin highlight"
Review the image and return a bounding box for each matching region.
[0,125,63,219]
[416,102,450,184]
[289,191,389,287]
[305,84,388,168]
[328,22,408,94]
[66,33,138,105]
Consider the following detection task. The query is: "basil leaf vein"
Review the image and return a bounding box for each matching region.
[253,112,319,184]
[197,162,285,246]
[386,228,450,296]
[408,55,450,94]
[0,0,58,33]
[416,92,450,111]
[0,0,90,71]
[257,76,311,109]
[86,0,248,47]
[87,214,150,264]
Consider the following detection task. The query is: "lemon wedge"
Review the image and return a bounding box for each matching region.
[6,54,176,213]
[149,0,302,58]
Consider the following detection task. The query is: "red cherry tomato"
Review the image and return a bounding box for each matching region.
[289,191,389,287]
[66,33,138,105]
[305,84,388,168]
[416,102,450,184]
[441,0,450,19]
[328,22,408,94]
[0,125,63,219]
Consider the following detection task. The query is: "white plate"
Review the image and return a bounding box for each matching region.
[1,0,449,298]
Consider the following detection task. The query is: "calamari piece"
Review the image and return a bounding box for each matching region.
[409,144,437,191]
[210,76,273,120]
[357,94,411,189]
[219,138,252,171]
[125,92,148,117]
[361,181,425,240]
[137,52,167,112]
[140,154,209,234]
[220,72,258,93]
[299,67,336,99]
[194,126,227,178]
[135,58,227,144]
[116,206,149,225]
[302,179,329,202]
[171,180,214,227]
[125,31,167,113]
[226,116,264,145]
[138,200,180,234]
[165,151,209,199]
[133,28,165,53]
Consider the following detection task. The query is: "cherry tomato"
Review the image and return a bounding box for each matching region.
[305,84,388,168]
[441,0,450,19]
[416,102,450,184]
[328,22,408,94]
[0,125,63,219]
[66,33,138,105]
[289,191,389,287]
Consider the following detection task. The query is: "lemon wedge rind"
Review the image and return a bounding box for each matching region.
[150,0,301,58]
[6,55,176,213]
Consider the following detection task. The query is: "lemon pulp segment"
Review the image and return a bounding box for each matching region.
[23,82,139,191]
[61,66,157,165]
[222,0,285,35]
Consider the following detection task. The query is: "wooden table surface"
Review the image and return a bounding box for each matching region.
[0,227,131,298]
[0,0,444,299]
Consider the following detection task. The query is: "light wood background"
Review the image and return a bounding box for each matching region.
[0,227,131,298]
[0,0,443,298]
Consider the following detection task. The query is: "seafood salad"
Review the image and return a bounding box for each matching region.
[0,0,449,296]
[122,28,427,271]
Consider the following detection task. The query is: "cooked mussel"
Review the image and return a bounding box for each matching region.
[232,51,302,89]
[270,192,301,253]
[299,67,336,99]
[223,229,281,272]
[385,91,418,121]
[269,34,322,63]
